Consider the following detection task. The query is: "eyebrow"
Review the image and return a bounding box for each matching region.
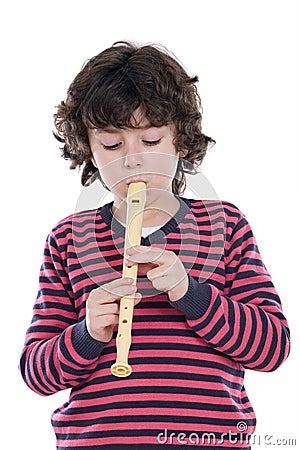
[98,124,155,134]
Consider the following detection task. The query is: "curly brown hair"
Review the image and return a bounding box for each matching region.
[53,41,215,194]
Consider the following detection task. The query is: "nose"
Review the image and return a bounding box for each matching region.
[123,144,143,168]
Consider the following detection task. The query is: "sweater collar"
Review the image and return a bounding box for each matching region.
[100,196,191,244]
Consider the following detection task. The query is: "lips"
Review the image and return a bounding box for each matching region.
[126,177,147,185]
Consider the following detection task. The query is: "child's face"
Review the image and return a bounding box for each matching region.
[88,113,181,207]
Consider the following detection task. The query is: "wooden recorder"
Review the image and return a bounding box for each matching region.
[110,182,147,377]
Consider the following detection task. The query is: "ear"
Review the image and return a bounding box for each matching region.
[179,149,188,158]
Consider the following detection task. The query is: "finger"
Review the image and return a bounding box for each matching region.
[96,283,137,302]
[97,314,119,328]
[103,277,134,289]
[126,247,169,265]
[133,292,143,305]
[104,283,137,299]
[93,277,134,295]
[126,245,152,255]
[128,262,156,274]
[146,264,172,280]
[150,275,170,292]
[144,261,184,289]
[91,303,119,316]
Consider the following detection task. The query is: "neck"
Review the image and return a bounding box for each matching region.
[111,190,180,227]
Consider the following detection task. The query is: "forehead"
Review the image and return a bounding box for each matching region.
[101,122,154,133]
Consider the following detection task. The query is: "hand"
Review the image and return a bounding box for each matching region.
[86,277,142,343]
[126,245,189,302]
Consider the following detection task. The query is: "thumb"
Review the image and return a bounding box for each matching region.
[134,292,142,305]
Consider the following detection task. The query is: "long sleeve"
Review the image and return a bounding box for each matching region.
[19,232,107,396]
[171,211,290,372]
[19,199,290,448]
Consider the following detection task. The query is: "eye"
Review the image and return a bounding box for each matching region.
[103,142,121,150]
[142,139,161,146]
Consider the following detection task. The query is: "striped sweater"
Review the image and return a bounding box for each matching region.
[20,197,290,449]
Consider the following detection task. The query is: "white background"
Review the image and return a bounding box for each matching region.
[1,0,299,449]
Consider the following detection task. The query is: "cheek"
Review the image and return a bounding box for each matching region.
[148,153,179,179]
[93,153,126,192]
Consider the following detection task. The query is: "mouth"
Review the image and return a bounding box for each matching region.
[126,177,148,185]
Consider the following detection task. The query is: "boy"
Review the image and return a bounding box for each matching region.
[20,41,290,449]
